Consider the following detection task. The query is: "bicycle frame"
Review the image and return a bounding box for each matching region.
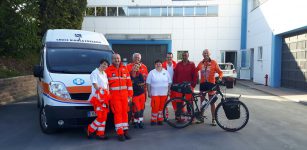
[191,84,225,115]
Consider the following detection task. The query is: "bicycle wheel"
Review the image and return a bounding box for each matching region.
[215,100,249,132]
[163,97,194,128]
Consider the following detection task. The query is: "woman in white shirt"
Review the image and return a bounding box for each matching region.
[146,59,172,125]
[87,59,110,140]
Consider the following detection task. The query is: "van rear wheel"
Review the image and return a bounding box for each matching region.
[39,107,57,134]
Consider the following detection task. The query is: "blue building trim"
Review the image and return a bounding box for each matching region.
[107,39,172,52]
[270,34,282,87]
[240,0,248,68]
[240,0,248,50]
[271,25,307,87]
[276,25,307,36]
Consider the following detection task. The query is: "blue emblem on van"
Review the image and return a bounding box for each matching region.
[73,78,85,85]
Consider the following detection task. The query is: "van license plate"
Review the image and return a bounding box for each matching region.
[87,111,97,117]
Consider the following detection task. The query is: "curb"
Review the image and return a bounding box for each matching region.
[237,82,290,101]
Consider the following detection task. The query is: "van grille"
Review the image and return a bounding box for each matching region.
[70,93,90,100]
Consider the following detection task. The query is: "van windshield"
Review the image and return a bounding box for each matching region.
[47,48,112,74]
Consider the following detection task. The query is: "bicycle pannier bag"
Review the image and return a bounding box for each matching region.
[223,98,240,120]
[171,83,192,94]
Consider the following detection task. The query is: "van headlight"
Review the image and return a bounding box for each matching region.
[49,81,71,99]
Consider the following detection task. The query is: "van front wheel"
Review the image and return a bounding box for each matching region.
[39,107,57,134]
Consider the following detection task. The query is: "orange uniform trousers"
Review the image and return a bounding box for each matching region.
[110,94,129,135]
[151,96,168,122]
[132,93,146,122]
[88,105,108,136]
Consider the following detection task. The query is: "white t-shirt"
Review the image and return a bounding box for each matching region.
[166,64,174,80]
[146,69,172,96]
[89,68,108,100]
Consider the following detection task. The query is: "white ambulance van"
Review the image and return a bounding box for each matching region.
[33,29,113,133]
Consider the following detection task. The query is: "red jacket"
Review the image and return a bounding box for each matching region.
[173,61,198,88]
[162,60,177,70]
[89,89,110,111]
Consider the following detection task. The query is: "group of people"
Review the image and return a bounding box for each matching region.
[86,49,223,142]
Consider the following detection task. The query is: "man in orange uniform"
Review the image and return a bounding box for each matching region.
[196,49,223,126]
[127,53,148,122]
[106,54,133,141]
[127,53,148,78]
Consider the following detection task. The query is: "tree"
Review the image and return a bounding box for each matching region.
[0,0,40,57]
[39,0,87,36]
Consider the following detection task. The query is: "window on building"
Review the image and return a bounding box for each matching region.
[107,7,117,16]
[258,46,263,60]
[118,7,128,16]
[184,7,194,16]
[177,51,188,60]
[85,5,217,17]
[160,7,168,16]
[173,7,183,16]
[86,7,95,16]
[151,7,161,16]
[207,6,218,16]
[195,6,206,16]
[140,7,150,16]
[96,7,106,16]
[128,7,139,16]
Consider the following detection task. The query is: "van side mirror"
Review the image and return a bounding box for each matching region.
[33,65,43,78]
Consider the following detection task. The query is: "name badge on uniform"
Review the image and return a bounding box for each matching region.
[163,73,166,75]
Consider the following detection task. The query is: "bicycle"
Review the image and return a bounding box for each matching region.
[163,82,249,132]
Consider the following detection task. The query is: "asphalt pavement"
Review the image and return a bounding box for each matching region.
[0,84,307,150]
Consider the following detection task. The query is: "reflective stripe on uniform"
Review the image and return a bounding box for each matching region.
[97,127,105,131]
[110,86,128,90]
[122,123,129,127]
[115,123,123,128]
[90,123,98,130]
[108,77,129,80]
[127,87,133,90]
[94,120,102,126]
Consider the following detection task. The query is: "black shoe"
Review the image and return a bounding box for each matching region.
[124,131,132,140]
[86,129,95,139]
[96,135,108,140]
[157,121,163,125]
[150,122,157,126]
[118,135,125,142]
[139,122,144,129]
[133,122,139,129]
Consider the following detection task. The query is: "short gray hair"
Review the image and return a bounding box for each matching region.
[132,53,141,59]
